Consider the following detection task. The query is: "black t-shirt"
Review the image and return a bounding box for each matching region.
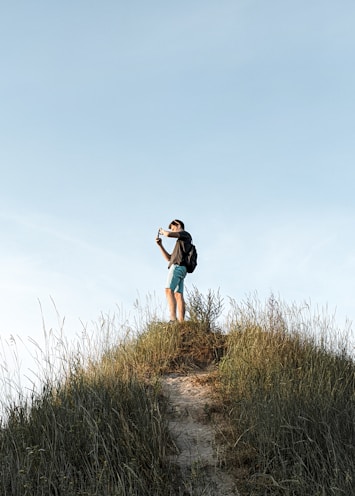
[168,230,192,268]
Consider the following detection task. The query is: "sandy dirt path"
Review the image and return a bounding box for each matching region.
[161,371,239,495]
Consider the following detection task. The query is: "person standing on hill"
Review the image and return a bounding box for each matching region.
[156,219,192,322]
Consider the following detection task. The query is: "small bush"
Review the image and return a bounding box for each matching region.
[186,286,224,332]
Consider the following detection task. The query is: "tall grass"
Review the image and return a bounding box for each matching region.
[0,331,178,495]
[1,376,173,495]
[0,301,226,496]
[0,291,354,495]
[217,295,355,495]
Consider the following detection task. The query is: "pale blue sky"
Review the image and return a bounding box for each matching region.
[1,0,355,378]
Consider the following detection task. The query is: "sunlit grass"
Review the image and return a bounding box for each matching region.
[216,295,355,495]
[0,291,354,495]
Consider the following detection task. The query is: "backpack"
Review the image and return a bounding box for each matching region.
[184,242,198,273]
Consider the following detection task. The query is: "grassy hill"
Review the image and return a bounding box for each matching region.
[0,290,354,495]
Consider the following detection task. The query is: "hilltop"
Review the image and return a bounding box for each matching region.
[0,290,354,495]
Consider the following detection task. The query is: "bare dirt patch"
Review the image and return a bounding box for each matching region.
[161,371,239,495]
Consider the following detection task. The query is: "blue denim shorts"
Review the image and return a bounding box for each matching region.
[166,264,187,293]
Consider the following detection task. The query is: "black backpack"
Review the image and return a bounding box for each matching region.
[184,242,198,273]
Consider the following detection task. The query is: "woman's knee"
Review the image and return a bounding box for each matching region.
[175,291,184,302]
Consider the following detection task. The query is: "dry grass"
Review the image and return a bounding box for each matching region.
[215,295,355,495]
[0,291,354,495]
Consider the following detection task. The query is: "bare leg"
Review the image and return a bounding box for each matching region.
[165,288,177,321]
[175,292,185,322]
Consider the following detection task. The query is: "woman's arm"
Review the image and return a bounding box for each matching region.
[159,228,180,238]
